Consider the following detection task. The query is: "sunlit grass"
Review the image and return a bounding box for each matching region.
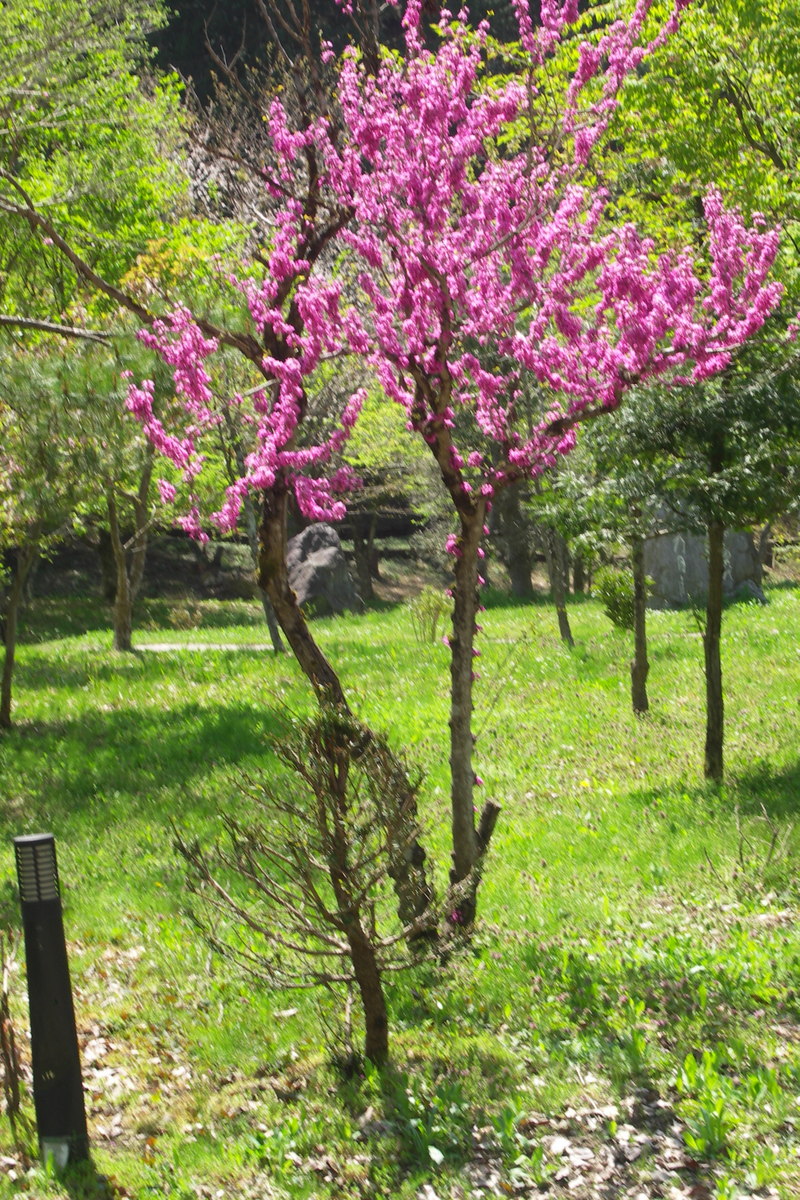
[0,584,799,1197]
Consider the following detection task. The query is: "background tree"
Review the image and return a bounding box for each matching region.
[0,342,100,726]
[593,331,800,778]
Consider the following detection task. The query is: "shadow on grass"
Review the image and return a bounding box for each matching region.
[18,598,113,643]
[730,758,800,820]
[17,597,269,646]
[0,700,287,831]
[14,641,282,694]
[629,761,800,824]
[60,1157,126,1200]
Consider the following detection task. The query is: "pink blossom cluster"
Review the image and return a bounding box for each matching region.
[325,3,781,500]
[126,92,366,536]
[129,0,782,544]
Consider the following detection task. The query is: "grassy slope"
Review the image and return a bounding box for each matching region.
[0,585,798,1198]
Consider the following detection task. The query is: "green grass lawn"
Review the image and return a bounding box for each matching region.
[0,584,799,1199]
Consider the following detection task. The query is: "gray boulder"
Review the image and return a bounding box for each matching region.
[287,523,362,615]
[644,529,765,608]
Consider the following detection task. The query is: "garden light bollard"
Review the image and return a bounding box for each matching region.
[13,833,89,1167]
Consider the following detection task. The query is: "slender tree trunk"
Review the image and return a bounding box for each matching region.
[107,491,134,653]
[439,498,501,924]
[630,532,650,715]
[128,452,153,605]
[352,517,375,603]
[242,492,285,653]
[573,552,587,594]
[367,514,381,580]
[544,528,574,646]
[704,519,725,782]
[415,376,501,926]
[106,455,153,653]
[259,484,348,706]
[449,505,484,889]
[493,483,533,599]
[327,757,389,1064]
[1,545,37,729]
[344,923,389,1064]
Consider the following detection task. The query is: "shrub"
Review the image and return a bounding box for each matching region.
[593,566,635,631]
[408,587,450,645]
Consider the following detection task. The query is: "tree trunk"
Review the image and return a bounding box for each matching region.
[1,545,37,729]
[630,532,649,714]
[258,481,431,929]
[415,376,502,926]
[128,451,153,605]
[107,491,134,653]
[242,491,285,654]
[544,528,574,647]
[445,503,501,925]
[492,483,533,599]
[106,454,153,653]
[573,552,587,594]
[352,517,375,604]
[345,923,389,1064]
[704,519,725,782]
[326,755,390,1064]
[97,530,117,601]
[259,484,348,706]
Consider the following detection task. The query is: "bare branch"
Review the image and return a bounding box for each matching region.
[0,314,112,343]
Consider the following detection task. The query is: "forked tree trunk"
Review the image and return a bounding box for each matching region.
[1,544,38,729]
[630,532,649,715]
[544,528,574,647]
[704,519,725,782]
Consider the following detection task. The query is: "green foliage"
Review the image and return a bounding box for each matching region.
[593,565,636,631]
[0,0,187,316]
[407,587,451,646]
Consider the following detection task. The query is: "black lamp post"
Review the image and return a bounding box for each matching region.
[13,834,88,1167]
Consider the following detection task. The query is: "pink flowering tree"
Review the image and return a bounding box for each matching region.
[117,0,781,926]
[321,0,782,920]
